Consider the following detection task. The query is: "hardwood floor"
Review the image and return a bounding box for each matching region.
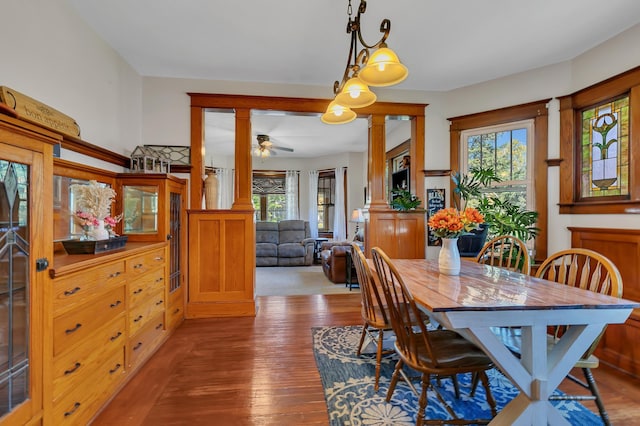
[92,294,640,425]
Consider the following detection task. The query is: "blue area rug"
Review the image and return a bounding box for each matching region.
[312,325,602,425]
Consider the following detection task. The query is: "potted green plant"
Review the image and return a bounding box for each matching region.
[451,167,539,255]
[390,188,421,211]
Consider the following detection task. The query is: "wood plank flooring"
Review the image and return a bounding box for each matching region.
[92,294,640,425]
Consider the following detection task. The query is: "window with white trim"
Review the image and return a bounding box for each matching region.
[460,119,535,213]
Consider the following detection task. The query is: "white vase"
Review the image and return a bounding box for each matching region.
[439,237,461,276]
[90,219,110,241]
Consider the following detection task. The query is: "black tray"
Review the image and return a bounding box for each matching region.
[61,236,128,255]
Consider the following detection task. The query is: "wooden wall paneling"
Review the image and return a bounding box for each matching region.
[186,210,256,318]
[569,227,640,377]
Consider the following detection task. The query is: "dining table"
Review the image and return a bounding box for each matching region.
[374,258,639,426]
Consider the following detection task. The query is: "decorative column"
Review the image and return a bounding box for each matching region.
[233,108,254,210]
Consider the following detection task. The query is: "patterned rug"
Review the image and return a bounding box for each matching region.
[312,325,602,425]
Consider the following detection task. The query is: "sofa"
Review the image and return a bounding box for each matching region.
[320,239,363,284]
[256,220,315,266]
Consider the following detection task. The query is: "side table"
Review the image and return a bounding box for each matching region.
[313,238,329,264]
[345,248,359,291]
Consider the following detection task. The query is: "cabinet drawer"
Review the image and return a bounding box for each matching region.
[53,285,126,356]
[128,313,165,369]
[126,248,166,277]
[128,267,165,306]
[51,347,125,425]
[166,288,184,330]
[52,314,126,400]
[129,289,165,335]
[52,260,126,316]
[166,302,184,331]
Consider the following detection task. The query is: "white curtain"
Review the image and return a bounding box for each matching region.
[333,167,346,240]
[216,167,234,209]
[308,170,319,238]
[285,170,299,220]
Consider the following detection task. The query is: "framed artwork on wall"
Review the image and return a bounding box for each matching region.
[426,188,445,246]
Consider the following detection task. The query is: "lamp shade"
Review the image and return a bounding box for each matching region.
[321,101,357,125]
[335,77,377,108]
[359,47,408,87]
[350,208,365,223]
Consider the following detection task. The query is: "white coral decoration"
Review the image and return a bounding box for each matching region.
[71,180,117,220]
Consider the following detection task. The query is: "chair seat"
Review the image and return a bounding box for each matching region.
[411,330,494,371]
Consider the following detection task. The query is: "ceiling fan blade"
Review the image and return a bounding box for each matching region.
[271,145,294,152]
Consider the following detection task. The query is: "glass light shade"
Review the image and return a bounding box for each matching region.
[359,47,408,87]
[335,77,376,108]
[253,147,270,158]
[321,101,357,125]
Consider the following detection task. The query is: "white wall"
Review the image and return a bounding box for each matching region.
[438,24,640,255]
[3,3,639,256]
[0,0,142,172]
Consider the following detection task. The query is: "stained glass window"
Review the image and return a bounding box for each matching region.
[580,96,629,199]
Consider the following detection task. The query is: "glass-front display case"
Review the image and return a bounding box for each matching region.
[123,185,158,234]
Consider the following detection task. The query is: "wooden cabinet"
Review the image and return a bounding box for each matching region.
[125,247,166,370]
[0,116,59,425]
[365,209,426,259]
[117,174,187,332]
[48,242,168,425]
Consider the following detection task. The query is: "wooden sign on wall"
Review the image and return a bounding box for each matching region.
[0,86,81,138]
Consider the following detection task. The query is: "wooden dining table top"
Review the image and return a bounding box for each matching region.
[378,258,640,313]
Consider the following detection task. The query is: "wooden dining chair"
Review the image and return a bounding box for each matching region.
[350,242,394,391]
[371,247,497,425]
[475,234,531,275]
[534,248,622,426]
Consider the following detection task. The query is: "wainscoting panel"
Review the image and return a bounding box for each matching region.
[365,209,425,259]
[569,227,640,378]
[187,210,256,317]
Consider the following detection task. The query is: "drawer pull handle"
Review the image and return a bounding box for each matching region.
[110,331,122,341]
[173,308,180,314]
[133,288,143,295]
[133,342,142,351]
[64,287,81,296]
[133,315,143,323]
[155,277,164,283]
[133,263,144,269]
[64,362,81,375]
[110,300,122,308]
[64,402,81,417]
[155,323,163,330]
[154,256,164,261]
[109,363,122,374]
[109,271,121,278]
[155,299,163,306]
[65,323,82,334]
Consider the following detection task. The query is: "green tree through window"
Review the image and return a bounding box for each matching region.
[463,121,533,214]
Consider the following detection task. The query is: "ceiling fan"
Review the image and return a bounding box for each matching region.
[252,134,294,158]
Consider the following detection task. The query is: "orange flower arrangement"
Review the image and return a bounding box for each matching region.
[428,207,484,239]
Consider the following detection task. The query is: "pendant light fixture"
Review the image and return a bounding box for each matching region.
[322,0,408,124]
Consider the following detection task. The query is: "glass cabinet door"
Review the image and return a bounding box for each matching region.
[0,160,29,417]
[122,185,159,234]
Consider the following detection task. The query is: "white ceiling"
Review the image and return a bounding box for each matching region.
[67,0,640,158]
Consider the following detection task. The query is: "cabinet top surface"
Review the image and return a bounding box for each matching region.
[51,241,167,278]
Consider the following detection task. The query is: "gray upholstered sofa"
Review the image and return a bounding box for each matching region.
[255,220,315,266]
